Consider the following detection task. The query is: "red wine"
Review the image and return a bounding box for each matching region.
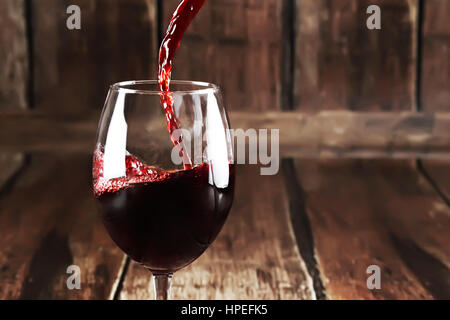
[93,147,235,274]
[158,0,207,170]
[158,0,207,92]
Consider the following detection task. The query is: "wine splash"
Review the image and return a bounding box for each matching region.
[158,0,207,170]
[93,146,167,197]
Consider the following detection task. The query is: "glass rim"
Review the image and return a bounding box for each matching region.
[110,80,220,95]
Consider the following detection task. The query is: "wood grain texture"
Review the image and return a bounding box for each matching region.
[2,111,450,159]
[0,0,28,110]
[0,154,125,299]
[119,165,315,300]
[32,0,157,112]
[293,159,450,299]
[421,0,450,112]
[162,0,284,111]
[294,0,417,111]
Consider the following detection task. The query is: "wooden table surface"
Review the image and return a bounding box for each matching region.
[0,152,448,300]
[1,0,449,301]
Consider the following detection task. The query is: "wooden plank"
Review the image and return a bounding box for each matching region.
[420,1,450,211]
[0,0,28,110]
[162,0,284,111]
[0,111,99,152]
[293,159,450,299]
[119,165,315,299]
[0,153,125,299]
[1,111,450,159]
[0,1,29,205]
[294,0,417,111]
[32,0,157,112]
[421,0,450,112]
[229,111,450,159]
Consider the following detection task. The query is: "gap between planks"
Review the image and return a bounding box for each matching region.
[117,165,316,300]
[110,256,131,300]
[416,160,450,207]
[281,159,327,300]
[292,159,450,299]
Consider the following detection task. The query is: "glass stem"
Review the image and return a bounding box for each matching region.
[153,274,173,300]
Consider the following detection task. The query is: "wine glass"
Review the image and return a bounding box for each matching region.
[93,80,235,300]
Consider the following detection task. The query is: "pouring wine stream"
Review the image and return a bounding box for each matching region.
[158,0,208,170]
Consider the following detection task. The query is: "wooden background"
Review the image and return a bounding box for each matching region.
[0,0,449,300]
[1,0,449,112]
